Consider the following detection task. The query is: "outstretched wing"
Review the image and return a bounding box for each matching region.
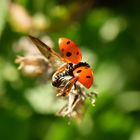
[28,35,66,69]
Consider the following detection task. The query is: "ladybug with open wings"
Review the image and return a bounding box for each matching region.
[28,35,94,96]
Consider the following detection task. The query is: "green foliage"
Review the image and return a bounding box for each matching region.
[0,0,140,140]
[0,0,8,37]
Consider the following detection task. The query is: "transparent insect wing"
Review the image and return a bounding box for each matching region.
[57,77,77,96]
[59,38,82,64]
[28,35,66,69]
[73,66,93,89]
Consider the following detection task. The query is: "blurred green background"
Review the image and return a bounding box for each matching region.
[0,0,140,140]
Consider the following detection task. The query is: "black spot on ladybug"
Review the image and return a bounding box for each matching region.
[61,48,64,52]
[66,52,72,57]
[86,76,91,78]
[66,41,70,45]
[76,70,82,73]
[76,51,79,55]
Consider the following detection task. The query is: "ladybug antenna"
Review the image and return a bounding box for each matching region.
[74,62,90,70]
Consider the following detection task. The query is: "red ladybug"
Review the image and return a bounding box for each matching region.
[28,36,94,96]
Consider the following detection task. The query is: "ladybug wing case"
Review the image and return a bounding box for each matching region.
[59,38,82,64]
[73,66,93,89]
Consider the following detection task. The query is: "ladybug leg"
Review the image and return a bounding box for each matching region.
[57,77,77,96]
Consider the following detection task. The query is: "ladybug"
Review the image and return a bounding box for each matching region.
[28,36,94,96]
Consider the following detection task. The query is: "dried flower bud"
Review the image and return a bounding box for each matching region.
[15,56,52,77]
